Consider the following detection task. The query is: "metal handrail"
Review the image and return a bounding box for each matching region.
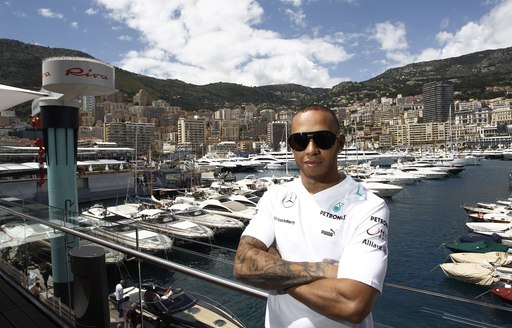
[0,205,268,301]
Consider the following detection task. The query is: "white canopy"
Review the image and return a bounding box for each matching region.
[0,84,48,112]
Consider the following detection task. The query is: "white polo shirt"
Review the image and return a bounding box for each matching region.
[242,175,389,328]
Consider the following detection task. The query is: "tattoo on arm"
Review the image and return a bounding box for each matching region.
[234,236,327,290]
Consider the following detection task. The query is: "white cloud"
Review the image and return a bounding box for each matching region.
[440,17,449,29]
[279,0,303,7]
[285,8,306,28]
[373,21,408,51]
[93,0,351,87]
[70,21,78,29]
[37,8,65,20]
[408,0,512,64]
[85,8,98,15]
[118,35,132,41]
[371,0,512,72]
[430,0,512,58]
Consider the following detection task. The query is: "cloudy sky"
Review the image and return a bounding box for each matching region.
[1,0,512,88]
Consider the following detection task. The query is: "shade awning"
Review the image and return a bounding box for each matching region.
[0,84,48,112]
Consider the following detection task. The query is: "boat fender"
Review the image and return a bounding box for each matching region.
[162,288,173,299]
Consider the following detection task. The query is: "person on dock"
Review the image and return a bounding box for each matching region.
[1,246,11,261]
[120,296,131,328]
[30,281,45,297]
[39,261,52,289]
[115,279,126,318]
[126,303,140,328]
[233,104,390,327]
[143,285,167,313]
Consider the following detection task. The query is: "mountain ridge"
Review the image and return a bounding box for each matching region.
[1,38,511,120]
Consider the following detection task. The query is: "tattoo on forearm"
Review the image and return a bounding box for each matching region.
[234,238,326,290]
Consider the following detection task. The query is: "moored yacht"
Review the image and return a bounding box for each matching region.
[104,204,215,243]
[78,206,173,253]
[174,196,256,224]
[78,213,173,254]
[168,203,245,234]
[359,181,403,198]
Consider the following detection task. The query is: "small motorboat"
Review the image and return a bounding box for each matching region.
[449,251,512,266]
[110,283,247,328]
[439,262,512,286]
[444,241,509,253]
[491,285,512,303]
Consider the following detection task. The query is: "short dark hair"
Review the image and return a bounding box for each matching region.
[292,104,340,133]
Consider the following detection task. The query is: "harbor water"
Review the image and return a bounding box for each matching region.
[104,159,512,328]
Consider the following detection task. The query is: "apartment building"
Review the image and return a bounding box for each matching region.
[268,121,287,151]
[423,82,454,123]
[177,116,207,156]
[105,122,156,153]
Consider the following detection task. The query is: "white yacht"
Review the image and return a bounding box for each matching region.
[0,220,62,248]
[359,181,403,198]
[78,205,173,253]
[168,203,245,234]
[391,161,447,180]
[78,213,173,254]
[137,208,215,242]
[365,167,419,185]
[249,149,299,171]
[197,152,266,172]
[174,196,256,224]
[338,145,404,167]
[104,204,215,243]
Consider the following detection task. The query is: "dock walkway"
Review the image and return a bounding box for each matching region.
[0,257,129,327]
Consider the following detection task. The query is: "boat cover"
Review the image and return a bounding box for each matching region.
[449,251,511,266]
[459,233,502,243]
[444,241,509,253]
[440,263,500,286]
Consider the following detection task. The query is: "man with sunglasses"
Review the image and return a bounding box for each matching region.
[234,104,389,327]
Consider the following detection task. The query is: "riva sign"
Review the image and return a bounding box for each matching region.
[42,57,115,96]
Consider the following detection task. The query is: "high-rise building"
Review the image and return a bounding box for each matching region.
[82,96,95,112]
[214,108,232,120]
[177,116,207,156]
[422,82,454,123]
[268,121,287,151]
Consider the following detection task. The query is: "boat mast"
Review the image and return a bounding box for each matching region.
[449,104,453,153]
[285,122,289,175]
[134,124,138,196]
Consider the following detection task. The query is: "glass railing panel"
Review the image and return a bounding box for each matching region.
[4,196,511,327]
[374,282,512,327]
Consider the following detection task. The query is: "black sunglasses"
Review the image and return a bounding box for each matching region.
[287,130,338,152]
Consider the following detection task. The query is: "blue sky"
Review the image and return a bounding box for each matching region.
[1,0,512,88]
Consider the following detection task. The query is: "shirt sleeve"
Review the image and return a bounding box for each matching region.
[241,187,277,248]
[338,198,389,293]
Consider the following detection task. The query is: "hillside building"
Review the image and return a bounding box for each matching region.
[105,122,156,154]
[177,116,207,156]
[268,121,288,151]
[422,82,454,123]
